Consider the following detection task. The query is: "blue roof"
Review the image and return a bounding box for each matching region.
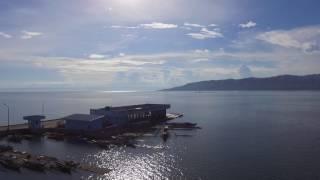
[63,114,104,122]
[92,104,170,112]
[23,115,46,121]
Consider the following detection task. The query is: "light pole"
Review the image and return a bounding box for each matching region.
[3,103,10,131]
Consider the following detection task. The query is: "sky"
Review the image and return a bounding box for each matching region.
[0,0,320,91]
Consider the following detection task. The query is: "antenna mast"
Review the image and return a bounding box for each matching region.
[42,101,45,115]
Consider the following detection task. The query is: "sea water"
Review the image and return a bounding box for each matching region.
[1,91,320,180]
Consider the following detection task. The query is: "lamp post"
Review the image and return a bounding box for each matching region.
[3,103,10,131]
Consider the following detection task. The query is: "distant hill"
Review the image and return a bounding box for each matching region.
[163,74,320,91]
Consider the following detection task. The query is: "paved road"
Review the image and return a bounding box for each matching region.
[0,119,64,132]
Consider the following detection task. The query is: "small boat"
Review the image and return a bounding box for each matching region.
[174,133,192,137]
[161,126,170,142]
[161,132,169,142]
[165,122,200,129]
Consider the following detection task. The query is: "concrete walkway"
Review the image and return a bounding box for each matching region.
[0,119,64,132]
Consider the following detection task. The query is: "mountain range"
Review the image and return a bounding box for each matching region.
[163,74,320,91]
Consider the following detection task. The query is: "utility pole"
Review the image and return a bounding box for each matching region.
[42,101,45,115]
[3,103,10,131]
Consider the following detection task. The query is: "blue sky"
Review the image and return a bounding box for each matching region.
[0,0,320,91]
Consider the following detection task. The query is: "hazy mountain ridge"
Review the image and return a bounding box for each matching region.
[163,74,320,91]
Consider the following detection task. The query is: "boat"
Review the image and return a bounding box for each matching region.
[174,133,192,137]
[161,126,170,142]
[165,122,200,129]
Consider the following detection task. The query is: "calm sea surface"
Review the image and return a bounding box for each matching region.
[1,91,320,180]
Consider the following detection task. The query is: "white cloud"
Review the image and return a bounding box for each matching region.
[16,49,276,76]
[256,26,320,52]
[110,22,178,30]
[191,58,210,63]
[0,32,12,39]
[194,49,210,54]
[119,53,125,57]
[258,32,300,48]
[140,22,178,29]
[89,54,105,59]
[2,26,320,90]
[208,24,218,27]
[239,21,257,28]
[187,28,223,40]
[110,25,122,28]
[110,25,139,29]
[21,31,43,39]
[183,22,205,28]
[2,46,320,90]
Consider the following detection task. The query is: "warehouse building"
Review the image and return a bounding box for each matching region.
[63,104,170,131]
[90,104,170,126]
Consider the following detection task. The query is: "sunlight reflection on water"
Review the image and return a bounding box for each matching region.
[82,144,183,180]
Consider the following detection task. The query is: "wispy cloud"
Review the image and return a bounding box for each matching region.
[21,31,43,39]
[110,25,139,29]
[88,54,105,59]
[239,21,257,28]
[111,22,178,30]
[256,26,320,52]
[1,0,319,90]
[139,22,178,29]
[187,28,223,40]
[1,45,320,90]
[183,22,205,28]
[0,32,12,39]
[208,24,218,27]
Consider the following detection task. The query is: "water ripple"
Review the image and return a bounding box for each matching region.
[81,143,183,180]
